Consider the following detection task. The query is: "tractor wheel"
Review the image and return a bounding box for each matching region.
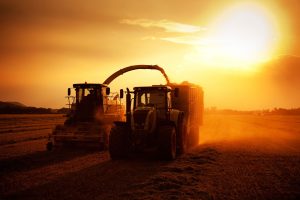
[158,125,176,160]
[109,125,129,159]
[177,117,187,155]
[46,141,53,151]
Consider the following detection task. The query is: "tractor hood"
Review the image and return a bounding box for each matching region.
[131,106,156,133]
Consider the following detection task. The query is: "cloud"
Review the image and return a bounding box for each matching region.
[121,19,209,45]
[120,19,206,33]
[161,36,211,45]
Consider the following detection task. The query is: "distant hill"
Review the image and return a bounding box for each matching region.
[8,101,27,107]
[0,101,26,108]
[0,101,68,114]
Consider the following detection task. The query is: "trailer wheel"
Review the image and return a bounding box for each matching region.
[109,125,129,159]
[46,141,53,151]
[158,125,176,160]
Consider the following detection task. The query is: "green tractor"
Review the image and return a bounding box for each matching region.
[103,65,203,160]
[109,83,203,160]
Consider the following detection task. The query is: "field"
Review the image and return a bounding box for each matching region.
[0,114,65,160]
[0,114,300,199]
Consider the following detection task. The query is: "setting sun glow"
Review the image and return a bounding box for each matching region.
[200,3,278,70]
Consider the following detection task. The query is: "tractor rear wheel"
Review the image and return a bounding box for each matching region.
[109,125,129,159]
[158,125,176,160]
[46,141,53,151]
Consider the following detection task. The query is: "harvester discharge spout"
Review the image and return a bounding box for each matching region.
[103,65,170,85]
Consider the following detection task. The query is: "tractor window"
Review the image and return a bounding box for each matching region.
[136,92,149,107]
[149,92,165,109]
[76,88,98,104]
[76,88,83,103]
[135,91,165,109]
[167,92,171,108]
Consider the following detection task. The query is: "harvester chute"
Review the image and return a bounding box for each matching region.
[103,65,170,85]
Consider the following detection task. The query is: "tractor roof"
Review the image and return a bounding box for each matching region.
[133,85,172,92]
[73,83,108,89]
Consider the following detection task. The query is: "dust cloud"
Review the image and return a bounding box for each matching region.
[199,114,300,154]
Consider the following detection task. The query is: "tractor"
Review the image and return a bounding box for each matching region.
[105,65,203,160]
[46,83,124,151]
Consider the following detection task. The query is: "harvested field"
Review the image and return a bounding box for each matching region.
[0,114,65,159]
[0,114,300,200]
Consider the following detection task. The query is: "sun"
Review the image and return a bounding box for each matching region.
[200,3,278,70]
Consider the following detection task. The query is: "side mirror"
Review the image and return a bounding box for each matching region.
[106,87,110,95]
[120,89,124,99]
[174,88,179,97]
[68,88,71,96]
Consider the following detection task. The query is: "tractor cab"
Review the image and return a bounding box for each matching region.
[133,85,173,120]
[68,83,110,122]
[126,85,179,137]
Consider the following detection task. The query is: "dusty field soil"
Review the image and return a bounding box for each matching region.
[0,114,65,159]
[0,114,300,200]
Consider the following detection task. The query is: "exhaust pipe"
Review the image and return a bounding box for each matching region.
[126,88,131,125]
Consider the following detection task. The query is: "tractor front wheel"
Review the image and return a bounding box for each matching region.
[109,125,129,159]
[158,125,176,160]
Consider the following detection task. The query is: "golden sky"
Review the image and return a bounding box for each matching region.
[0,0,299,109]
